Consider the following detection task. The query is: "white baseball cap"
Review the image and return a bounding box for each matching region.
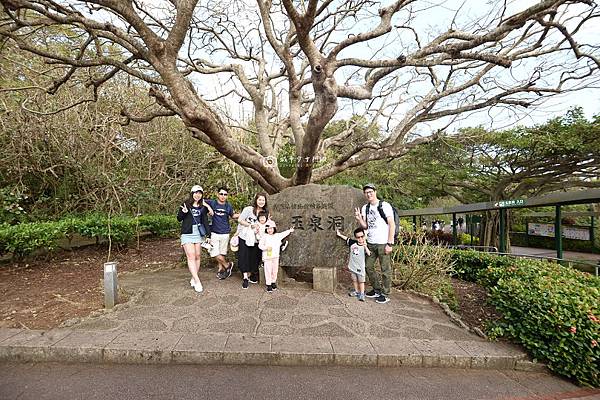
[190,185,203,193]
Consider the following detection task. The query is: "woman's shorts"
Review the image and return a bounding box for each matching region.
[350,272,366,283]
[181,225,205,245]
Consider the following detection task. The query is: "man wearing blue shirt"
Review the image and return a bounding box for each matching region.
[206,186,239,280]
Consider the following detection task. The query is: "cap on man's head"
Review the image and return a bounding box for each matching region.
[190,185,204,193]
[362,183,376,191]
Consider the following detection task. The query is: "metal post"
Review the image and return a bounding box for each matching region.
[525,217,529,247]
[555,206,563,260]
[413,215,417,232]
[499,209,506,253]
[591,215,595,250]
[104,261,119,309]
[452,212,457,245]
[469,215,474,246]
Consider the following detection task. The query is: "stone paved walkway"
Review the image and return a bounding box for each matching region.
[0,267,536,369]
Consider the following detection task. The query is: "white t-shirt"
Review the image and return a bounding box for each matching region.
[361,201,394,245]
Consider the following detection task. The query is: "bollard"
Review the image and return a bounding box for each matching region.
[104,261,119,309]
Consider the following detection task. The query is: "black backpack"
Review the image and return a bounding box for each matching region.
[365,200,400,242]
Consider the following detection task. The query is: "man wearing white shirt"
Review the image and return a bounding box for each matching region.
[354,183,395,304]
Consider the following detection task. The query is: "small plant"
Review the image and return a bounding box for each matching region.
[392,231,456,307]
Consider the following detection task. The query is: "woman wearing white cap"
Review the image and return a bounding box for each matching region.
[177,185,212,292]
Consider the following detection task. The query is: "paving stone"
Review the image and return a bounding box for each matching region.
[338,318,368,335]
[103,331,182,364]
[455,341,526,369]
[263,295,298,309]
[48,331,121,362]
[256,325,295,336]
[172,333,227,364]
[72,318,121,331]
[290,314,329,326]
[330,337,377,366]
[122,319,167,332]
[370,337,423,367]
[271,336,334,366]
[115,307,157,321]
[259,309,287,323]
[171,296,198,307]
[369,325,402,339]
[203,305,244,320]
[399,326,435,340]
[223,334,273,365]
[206,316,257,334]
[195,296,220,309]
[328,307,352,318]
[170,317,203,333]
[0,328,22,343]
[382,316,423,331]
[0,329,72,362]
[411,339,472,368]
[297,322,353,337]
[430,324,479,341]
[219,295,240,305]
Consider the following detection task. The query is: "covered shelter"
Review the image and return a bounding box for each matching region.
[397,189,600,272]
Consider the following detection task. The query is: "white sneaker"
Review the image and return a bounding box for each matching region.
[190,278,195,287]
[194,280,203,293]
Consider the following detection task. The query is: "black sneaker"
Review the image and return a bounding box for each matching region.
[242,278,249,289]
[217,270,226,280]
[271,282,277,290]
[225,262,234,278]
[248,274,259,284]
[375,294,390,304]
[266,284,273,293]
[365,289,379,298]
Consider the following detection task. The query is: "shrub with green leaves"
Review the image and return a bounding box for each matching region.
[137,215,179,237]
[0,214,177,257]
[450,249,599,387]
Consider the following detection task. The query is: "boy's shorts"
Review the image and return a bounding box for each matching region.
[350,271,366,283]
[209,233,230,257]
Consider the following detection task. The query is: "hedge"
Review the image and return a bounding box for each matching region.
[449,249,600,387]
[0,214,179,257]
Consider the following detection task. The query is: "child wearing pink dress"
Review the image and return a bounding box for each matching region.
[258,220,294,292]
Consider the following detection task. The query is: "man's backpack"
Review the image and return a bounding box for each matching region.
[365,200,400,242]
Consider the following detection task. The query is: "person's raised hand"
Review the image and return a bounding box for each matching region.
[354,207,361,219]
[181,203,188,213]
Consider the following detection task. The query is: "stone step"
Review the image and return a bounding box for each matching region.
[0,328,538,370]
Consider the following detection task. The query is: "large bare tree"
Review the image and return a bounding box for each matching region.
[1,0,599,193]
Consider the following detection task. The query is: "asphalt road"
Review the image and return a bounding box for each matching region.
[1,362,598,400]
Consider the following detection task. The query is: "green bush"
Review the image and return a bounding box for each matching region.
[449,249,600,387]
[0,214,177,257]
[137,215,179,237]
[0,221,64,256]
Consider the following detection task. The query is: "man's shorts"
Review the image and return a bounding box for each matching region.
[350,271,366,283]
[209,233,230,257]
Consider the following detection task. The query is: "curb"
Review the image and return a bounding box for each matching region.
[0,328,538,370]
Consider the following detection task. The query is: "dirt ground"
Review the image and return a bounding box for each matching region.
[0,237,501,332]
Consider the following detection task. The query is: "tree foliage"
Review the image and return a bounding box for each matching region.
[1,0,598,193]
[0,43,255,222]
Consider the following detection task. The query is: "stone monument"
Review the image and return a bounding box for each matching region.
[269,184,365,281]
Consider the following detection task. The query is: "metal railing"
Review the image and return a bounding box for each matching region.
[448,245,599,276]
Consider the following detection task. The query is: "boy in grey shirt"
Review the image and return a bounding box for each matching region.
[336,228,371,301]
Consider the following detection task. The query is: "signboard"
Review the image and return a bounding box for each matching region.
[527,223,590,241]
[494,199,525,208]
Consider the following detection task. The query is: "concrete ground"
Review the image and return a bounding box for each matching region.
[1,266,535,369]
